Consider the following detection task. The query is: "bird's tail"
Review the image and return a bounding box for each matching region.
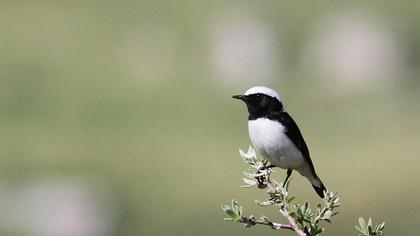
[311,176,327,198]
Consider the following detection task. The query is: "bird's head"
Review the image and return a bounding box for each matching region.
[232,86,284,117]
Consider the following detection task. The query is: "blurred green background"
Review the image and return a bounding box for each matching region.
[0,1,419,236]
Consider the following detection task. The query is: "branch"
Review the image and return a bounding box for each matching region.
[266,180,307,236]
[222,146,385,236]
[239,217,295,231]
[280,205,307,236]
[222,147,341,235]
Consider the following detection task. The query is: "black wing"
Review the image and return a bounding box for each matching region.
[274,112,317,175]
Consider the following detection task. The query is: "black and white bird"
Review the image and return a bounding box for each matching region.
[233,86,326,198]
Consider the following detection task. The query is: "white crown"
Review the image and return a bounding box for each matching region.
[244,86,281,101]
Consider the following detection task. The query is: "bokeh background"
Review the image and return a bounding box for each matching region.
[1,1,420,236]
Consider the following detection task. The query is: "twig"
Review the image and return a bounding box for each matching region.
[238,218,295,231]
[223,147,382,236]
[267,180,308,236]
[223,147,340,236]
[279,206,307,236]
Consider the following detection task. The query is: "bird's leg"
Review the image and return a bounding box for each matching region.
[282,169,293,187]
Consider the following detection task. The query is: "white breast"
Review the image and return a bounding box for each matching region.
[248,118,305,169]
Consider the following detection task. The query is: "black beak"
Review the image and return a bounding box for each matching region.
[232,94,244,100]
[232,94,248,101]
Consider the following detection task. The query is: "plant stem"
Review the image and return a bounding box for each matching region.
[266,180,308,236]
[239,218,295,231]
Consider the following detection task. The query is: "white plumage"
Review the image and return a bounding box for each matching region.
[244,86,281,101]
[248,118,305,170]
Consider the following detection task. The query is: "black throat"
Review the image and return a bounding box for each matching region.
[246,95,284,121]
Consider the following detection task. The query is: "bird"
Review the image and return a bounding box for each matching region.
[232,86,327,198]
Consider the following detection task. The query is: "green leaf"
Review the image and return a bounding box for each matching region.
[303,217,311,223]
[288,211,297,218]
[355,225,368,236]
[323,210,332,219]
[238,205,243,217]
[231,200,240,213]
[221,205,231,214]
[367,225,373,235]
[302,201,309,213]
[287,196,296,204]
[367,217,372,227]
[373,221,386,235]
[355,225,363,233]
[241,178,257,188]
[314,227,324,235]
[359,217,367,230]
[225,209,238,219]
[377,222,385,230]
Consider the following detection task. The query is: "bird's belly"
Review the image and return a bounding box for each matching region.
[248,118,304,169]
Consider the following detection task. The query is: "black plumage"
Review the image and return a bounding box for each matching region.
[233,92,326,198]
